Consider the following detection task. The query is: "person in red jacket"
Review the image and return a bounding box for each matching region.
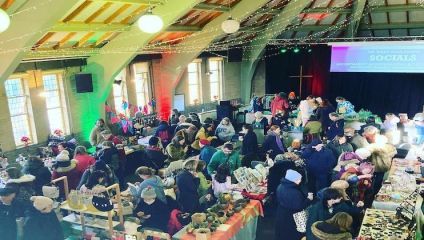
[270,92,289,117]
[51,150,80,199]
[101,130,122,146]
[73,146,95,174]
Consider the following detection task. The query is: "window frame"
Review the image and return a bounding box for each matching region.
[112,70,129,115]
[42,71,70,135]
[4,75,37,147]
[187,59,202,105]
[208,57,224,102]
[133,63,152,110]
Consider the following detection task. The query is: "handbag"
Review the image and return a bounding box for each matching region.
[92,192,113,212]
[293,209,308,233]
[42,185,59,199]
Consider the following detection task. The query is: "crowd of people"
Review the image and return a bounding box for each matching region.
[1,91,423,240]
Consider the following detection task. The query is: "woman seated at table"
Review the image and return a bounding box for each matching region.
[131,167,167,205]
[134,187,170,232]
[215,117,235,143]
[79,170,107,193]
[166,136,187,162]
[263,125,286,160]
[191,123,218,151]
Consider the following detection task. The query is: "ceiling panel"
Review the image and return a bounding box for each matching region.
[388,12,407,23]
[409,28,424,36]
[390,29,408,36]
[370,12,388,24]
[373,29,390,37]
[409,11,424,22]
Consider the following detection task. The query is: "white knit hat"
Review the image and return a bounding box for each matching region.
[30,196,53,212]
[56,150,70,162]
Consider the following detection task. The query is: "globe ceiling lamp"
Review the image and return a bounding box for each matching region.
[137,9,163,34]
[0,9,10,33]
[221,17,240,34]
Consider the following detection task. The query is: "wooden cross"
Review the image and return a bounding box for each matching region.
[288,65,313,99]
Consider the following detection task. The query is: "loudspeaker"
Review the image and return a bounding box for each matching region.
[75,73,93,93]
[217,105,233,122]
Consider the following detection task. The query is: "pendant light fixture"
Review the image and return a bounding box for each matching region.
[137,8,163,34]
[221,0,240,34]
[0,9,10,33]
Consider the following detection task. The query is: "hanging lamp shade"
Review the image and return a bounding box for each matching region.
[0,9,10,33]
[221,17,240,34]
[137,10,163,34]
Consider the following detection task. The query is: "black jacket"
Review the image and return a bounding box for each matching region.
[262,135,286,159]
[133,199,170,232]
[143,147,167,170]
[275,178,311,240]
[23,208,64,240]
[267,160,296,196]
[241,131,258,155]
[22,159,52,195]
[176,170,200,213]
[0,200,24,240]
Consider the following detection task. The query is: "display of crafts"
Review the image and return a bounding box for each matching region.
[186,193,250,234]
[233,166,267,194]
[375,183,415,203]
[358,209,413,240]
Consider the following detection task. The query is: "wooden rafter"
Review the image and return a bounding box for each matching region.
[95,32,114,47]
[63,1,92,22]
[74,32,95,47]
[85,2,113,23]
[54,32,77,49]
[1,0,14,10]
[104,3,131,23]
[32,32,55,49]
[90,0,163,4]
[120,5,147,24]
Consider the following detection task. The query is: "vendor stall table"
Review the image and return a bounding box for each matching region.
[172,200,263,240]
[358,208,414,240]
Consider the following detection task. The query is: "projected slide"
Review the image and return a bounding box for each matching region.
[330,44,424,73]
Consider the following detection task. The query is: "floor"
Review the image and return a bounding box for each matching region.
[256,201,277,240]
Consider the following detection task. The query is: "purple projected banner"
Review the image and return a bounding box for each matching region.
[330,44,424,73]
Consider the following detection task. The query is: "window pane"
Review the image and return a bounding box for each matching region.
[5,79,24,97]
[210,83,219,101]
[189,85,199,104]
[209,61,218,70]
[47,108,64,133]
[11,115,31,146]
[188,63,197,72]
[209,71,218,83]
[113,84,122,97]
[188,73,198,84]
[42,74,58,91]
[45,91,60,109]
[8,96,26,115]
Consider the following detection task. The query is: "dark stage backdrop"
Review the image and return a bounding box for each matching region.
[265,45,424,117]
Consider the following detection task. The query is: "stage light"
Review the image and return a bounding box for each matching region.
[137,9,163,33]
[280,48,287,53]
[0,9,10,33]
[308,49,312,53]
[293,48,300,53]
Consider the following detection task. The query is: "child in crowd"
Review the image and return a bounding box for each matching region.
[134,187,170,232]
[212,164,234,198]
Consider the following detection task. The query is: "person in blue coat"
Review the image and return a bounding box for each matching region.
[199,139,217,166]
[326,112,344,141]
[302,139,336,195]
[263,125,286,159]
[240,124,258,156]
[275,170,312,240]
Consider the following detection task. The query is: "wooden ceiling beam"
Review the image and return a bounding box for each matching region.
[51,22,201,32]
[166,25,202,32]
[63,1,93,22]
[74,32,95,47]
[85,2,113,23]
[104,3,131,23]
[192,3,230,12]
[89,0,164,5]
[1,0,15,10]
[54,32,77,48]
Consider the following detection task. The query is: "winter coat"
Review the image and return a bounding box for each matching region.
[6,175,36,204]
[316,105,336,131]
[22,159,52,195]
[97,147,121,171]
[306,200,362,240]
[215,123,235,142]
[303,147,336,193]
[241,131,258,156]
[89,125,110,146]
[23,208,64,240]
[77,164,118,189]
[327,141,354,160]
[262,134,286,159]
[176,170,201,213]
[144,147,167,170]
[349,134,369,151]
[367,143,397,172]
[197,172,211,197]
[270,95,289,116]
[252,117,269,135]
[175,129,196,146]
[327,119,345,141]
[304,121,323,135]
[311,221,352,240]
[199,146,217,166]
[336,101,356,117]
[275,178,311,240]
[166,142,186,162]
[0,200,24,240]
[154,123,172,146]
[74,154,96,174]
[133,199,170,232]
[52,160,81,197]
[192,127,216,150]
[267,160,296,196]
[207,150,241,175]
[133,176,167,205]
